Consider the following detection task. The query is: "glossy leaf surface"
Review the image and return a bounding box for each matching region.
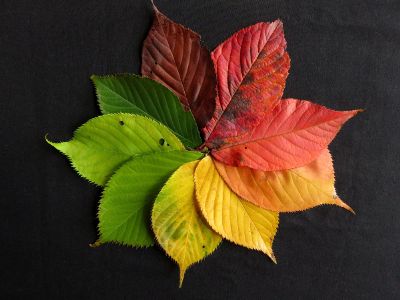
[195,156,278,261]
[212,99,361,171]
[215,149,353,212]
[142,6,216,129]
[204,21,290,146]
[47,114,184,185]
[92,74,202,148]
[152,161,222,286]
[99,151,203,247]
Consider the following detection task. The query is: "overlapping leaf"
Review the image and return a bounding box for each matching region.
[91,74,202,148]
[152,161,222,286]
[195,156,279,261]
[215,149,353,212]
[47,114,184,185]
[46,4,362,287]
[212,99,361,171]
[204,21,290,147]
[142,5,216,129]
[99,151,203,247]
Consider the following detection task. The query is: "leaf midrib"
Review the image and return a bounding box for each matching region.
[207,25,281,138]
[217,113,347,150]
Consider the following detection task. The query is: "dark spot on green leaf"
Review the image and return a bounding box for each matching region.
[202,245,205,248]
[119,120,124,126]
[159,138,165,146]
[167,143,170,147]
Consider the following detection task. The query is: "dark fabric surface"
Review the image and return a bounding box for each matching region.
[1,0,399,298]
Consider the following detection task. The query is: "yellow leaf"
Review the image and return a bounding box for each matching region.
[152,160,222,287]
[214,149,354,213]
[194,156,278,262]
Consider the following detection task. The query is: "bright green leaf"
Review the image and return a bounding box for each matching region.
[152,160,222,287]
[99,150,203,247]
[91,74,202,148]
[46,113,184,186]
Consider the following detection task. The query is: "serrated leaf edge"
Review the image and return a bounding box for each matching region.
[150,160,223,287]
[194,156,279,263]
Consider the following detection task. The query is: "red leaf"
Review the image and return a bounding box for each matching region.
[141,5,216,129]
[211,99,361,171]
[203,21,290,147]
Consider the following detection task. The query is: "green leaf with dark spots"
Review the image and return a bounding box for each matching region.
[91,74,202,148]
[46,113,184,186]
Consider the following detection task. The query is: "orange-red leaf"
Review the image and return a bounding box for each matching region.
[142,5,216,129]
[215,149,354,213]
[211,99,361,171]
[203,21,290,146]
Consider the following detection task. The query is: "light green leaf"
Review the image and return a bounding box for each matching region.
[152,161,222,287]
[91,74,202,148]
[99,150,203,247]
[46,113,184,186]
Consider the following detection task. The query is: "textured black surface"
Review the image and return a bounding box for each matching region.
[1,0,399,298]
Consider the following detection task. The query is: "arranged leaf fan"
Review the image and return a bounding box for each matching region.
[47,3,361,287]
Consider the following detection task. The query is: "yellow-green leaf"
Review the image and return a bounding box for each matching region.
[195,156,279,261]
[46,113,184,186]
[152,161,222,287]
[99,151,203,247]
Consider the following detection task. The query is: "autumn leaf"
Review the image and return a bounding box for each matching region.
[46,114,185,185]
[215,149,354,213]
[203,21,290,147]
[195,156,279,261]
[46,4,362,286]
[142,4,216,129]
[152,161,222,286]
[211,99,361,171]
[99,151,203,247]
[91,74,202,148]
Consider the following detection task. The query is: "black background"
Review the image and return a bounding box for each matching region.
[1,0,399,299]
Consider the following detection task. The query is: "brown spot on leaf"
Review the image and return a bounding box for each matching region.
[231,151,244,165]
[224,94,251,121]
[242,72,254,85]
[209,137,224,149]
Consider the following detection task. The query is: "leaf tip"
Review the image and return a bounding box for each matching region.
[179,266,187,288]
[45,134,66,152]
[335,198,356,215]
[89,240,102,248]
[44,134,56,147]
[150,0,158,12]
[355,108,365,114]
[270,252,278,264]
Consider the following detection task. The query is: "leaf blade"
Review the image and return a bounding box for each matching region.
[152,160,222,286]
[92,74,202,148]
[212,99,361,171]
[215,149,353,213]
[204,21,290,146]
[195,156,279,261]
[47,114,184,185]
[99,151,203,247]
[142,6,216,129]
